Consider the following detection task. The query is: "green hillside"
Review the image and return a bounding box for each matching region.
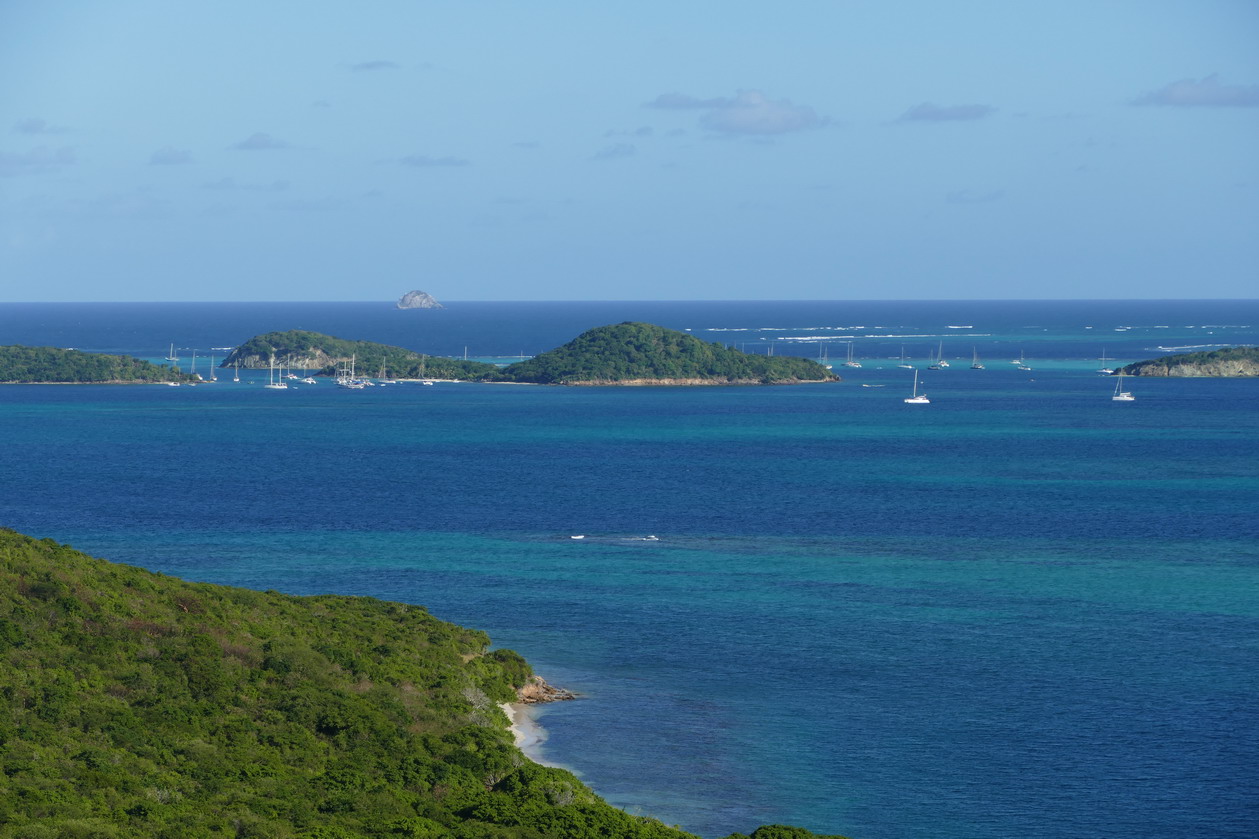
[491,323,839,385]
[1118,345,1259,377]
[0,530,843,839]
[223,331,499,380]
[0,346,193,384]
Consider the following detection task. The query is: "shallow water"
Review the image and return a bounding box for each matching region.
[1,300,1256,838]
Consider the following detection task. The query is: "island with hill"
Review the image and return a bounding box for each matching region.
[493,322,839,385]
[0,345,195,384]
[397,290,445,309]
[222,331,499,380]
[0,528,845,839]
[1117,345,1259,377]
[223,323,839,386]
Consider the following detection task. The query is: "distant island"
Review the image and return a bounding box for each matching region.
[224,323,840,386]
[0,345,194,384]
[0,528,845,839]
[222,330,497,380]
[495,322,839,385]
[1117,346,1259,377]
[396,290,444,309]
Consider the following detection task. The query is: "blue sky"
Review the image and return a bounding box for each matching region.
[2,1,1256,302]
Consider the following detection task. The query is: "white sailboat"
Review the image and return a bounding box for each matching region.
[1097,348,1114,375]
[233,360,240,383]
[166,343,178,362]
[904,369,930,404]
[897,346,913,369]
[935,341,949,368]
[208,354,217,382]
[1016,350,1032,372]
[970,347,985,370]
[264,356,288,389]
[1112,371,1134,401]
[842,342,861,369]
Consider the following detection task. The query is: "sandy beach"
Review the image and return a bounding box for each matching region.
[499,702,559,767]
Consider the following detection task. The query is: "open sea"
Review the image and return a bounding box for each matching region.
[1,299,1257,839]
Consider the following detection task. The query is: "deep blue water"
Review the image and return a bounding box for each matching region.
[1,300,1257,838]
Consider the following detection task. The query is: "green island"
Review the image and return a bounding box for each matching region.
[491,323,838,385]
[0,346,194,385]
[226,324,838,386]
[1117,345,1259,377]
[0,529,844,839]
[222,331,499,381]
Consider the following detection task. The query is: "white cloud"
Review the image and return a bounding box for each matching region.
[232,132,290,150]
[351,60,399,72]
[398,154,469,167]
[0,146,75,177]
[149,147,193,165]
[13,117,69,135]
[1135,74,1259,107]
[592,143,635,160]
[647,90,826,135]
[898,102,996,122]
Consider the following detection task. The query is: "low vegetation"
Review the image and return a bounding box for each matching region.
[0,529,844,839]
[223,331,499,380]
[0,346,193,384]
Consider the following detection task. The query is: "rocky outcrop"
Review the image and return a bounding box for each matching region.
[396,290,444,309]
[516,675,575,704]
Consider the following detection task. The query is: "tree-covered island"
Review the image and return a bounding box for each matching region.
[0,528,845,839]
[492,323,839,385]
[224,324,839,386]
[0,346,195,384]
[1116,345,1259,377]
[222,331,499,380]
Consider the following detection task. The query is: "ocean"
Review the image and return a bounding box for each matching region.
[1,300,1257,838]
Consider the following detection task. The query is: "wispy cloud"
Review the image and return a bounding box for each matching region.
[605,126,654,138]
[231,132,291,151]
[1134,74,1259,107]
[592,143,635,161]
[149,146,193,165]
[13,117,70,135]
[201,177,290,192]
[946,189,1004,204]
[0,146,76,177]
[898,102,996,122]
[647,90,827,135]
[398,154,469,167]
[351,60,399,72]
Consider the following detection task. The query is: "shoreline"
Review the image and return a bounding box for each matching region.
[499,702,560,767]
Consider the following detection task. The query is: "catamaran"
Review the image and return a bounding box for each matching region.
[935,341,949,368]
[1111,371,1134,401]
[970,347,985,370]
[904,369,930,404]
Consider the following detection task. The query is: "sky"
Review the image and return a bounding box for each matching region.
[1,0,1257,302]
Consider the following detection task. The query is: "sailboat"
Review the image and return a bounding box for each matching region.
[897,346,913,369]
[842,342,861,369]
[264,356,288,389]
[232,360,240,383]
[1112,371,1135,402]
[904,369,930,404]
[1016,351,1032,372]
[935,341,949,368]
[166,343,178,362]
[970,347,985,370]
[1097,348,1114,375]
[207,355,217,382]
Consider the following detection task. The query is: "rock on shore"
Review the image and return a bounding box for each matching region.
[517,675,576,704]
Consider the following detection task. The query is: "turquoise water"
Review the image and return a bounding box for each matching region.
[1,301,1257,837]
